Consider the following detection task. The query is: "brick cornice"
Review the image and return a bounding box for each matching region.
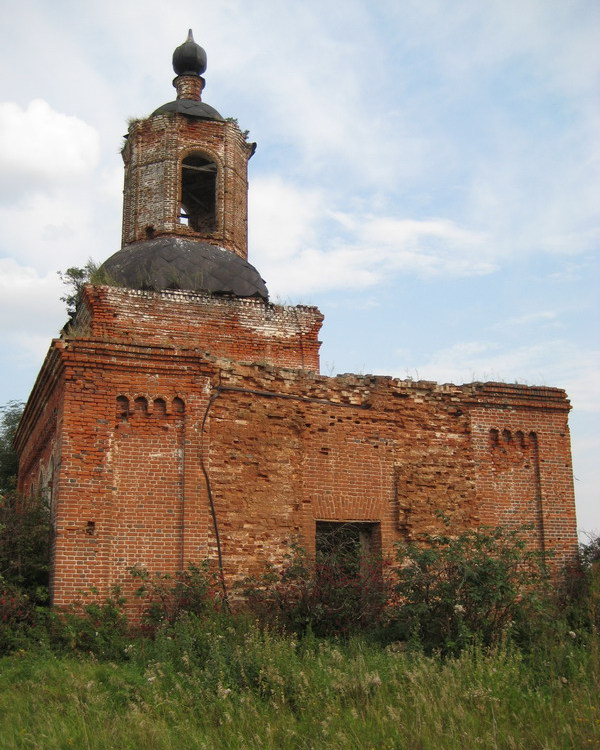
[13,341,65,455]
[460,382,571,413]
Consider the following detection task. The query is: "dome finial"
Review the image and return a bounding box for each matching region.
[172,29,207,77]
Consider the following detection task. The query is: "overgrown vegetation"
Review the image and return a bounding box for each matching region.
[0,523,598,748]
[0,402,50,598]
[0,401,51,653]
[130,562,222,628]
[242,541,387,637]
[0,618,598,748]
[58,259,117,317]
[0,401,23,494]
[386,524,554,654]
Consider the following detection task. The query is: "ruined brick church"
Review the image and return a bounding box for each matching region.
[15,32,578,612]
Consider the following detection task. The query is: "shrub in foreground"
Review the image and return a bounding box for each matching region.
[130,562,222,631]
[241,543,387,636]
[387,525,552,653]
[1,526,596,662]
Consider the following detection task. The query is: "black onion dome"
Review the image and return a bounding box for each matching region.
[100,238,269,300]
[173,29,207,76]
[153,29,223,119]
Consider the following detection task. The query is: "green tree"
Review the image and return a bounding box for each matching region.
[0,400,23,494]
[0,401,50,596]
[57,259,99,317]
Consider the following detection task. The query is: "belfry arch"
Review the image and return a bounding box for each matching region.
[179,151,217,232]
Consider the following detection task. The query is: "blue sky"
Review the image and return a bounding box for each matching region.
[0,0,598,534]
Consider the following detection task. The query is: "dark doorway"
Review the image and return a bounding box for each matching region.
[315,521,380,576]
[314,521,383,632]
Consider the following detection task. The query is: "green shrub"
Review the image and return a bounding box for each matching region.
[242,543,388,636]
[0,578,41,654]
[130,562,221,630]
[0,401,50,601]
[0,490,50,598]
[0,401,23,494]
[40,587,130,660]
[386,524,552,654]
[561,533,600,632]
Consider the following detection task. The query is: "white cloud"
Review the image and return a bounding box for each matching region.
[406,339,600,414]
[0,100,100,201]
[383,0,600,94]
[249,177,324,261]
[463,124,600,261]
[0,258,65,335]
[497,310,559,329]
[251,180,495,296]
[0,188,115,273]
[355,216,494,276]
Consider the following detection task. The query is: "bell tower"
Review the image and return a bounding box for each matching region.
[121,30,254,257]
[102,30,265,297]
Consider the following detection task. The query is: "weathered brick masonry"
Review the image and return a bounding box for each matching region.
[78,285,322,372]
[14,32,578,614]
[15,285,577,612]
[121,114,252,258]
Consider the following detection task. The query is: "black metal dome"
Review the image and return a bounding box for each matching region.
[173,29,207,76]
[153,29,223,120]
[100,237,269,300]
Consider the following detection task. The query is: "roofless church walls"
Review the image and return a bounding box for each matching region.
[14,32,578,615]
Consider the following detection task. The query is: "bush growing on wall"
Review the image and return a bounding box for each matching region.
[387,524,551,654]
[130,562,222,630]
[242,543,388,636]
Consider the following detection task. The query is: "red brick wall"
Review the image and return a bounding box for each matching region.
[15,295,578,614]
[467,383,578,566]
[204,369,477,579]
[79,285,323,373]
[110,395,185,581]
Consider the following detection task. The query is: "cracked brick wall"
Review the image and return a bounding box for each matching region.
[15,290,578,615]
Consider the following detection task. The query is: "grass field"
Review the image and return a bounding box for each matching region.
[1,618,598,750]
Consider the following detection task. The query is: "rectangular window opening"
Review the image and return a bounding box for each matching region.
[315,521,381,580]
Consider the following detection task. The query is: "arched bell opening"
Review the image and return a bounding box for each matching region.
[179,152,217,232]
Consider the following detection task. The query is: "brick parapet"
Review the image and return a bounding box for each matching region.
[76,285,323,372]
[460,381,572,412]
